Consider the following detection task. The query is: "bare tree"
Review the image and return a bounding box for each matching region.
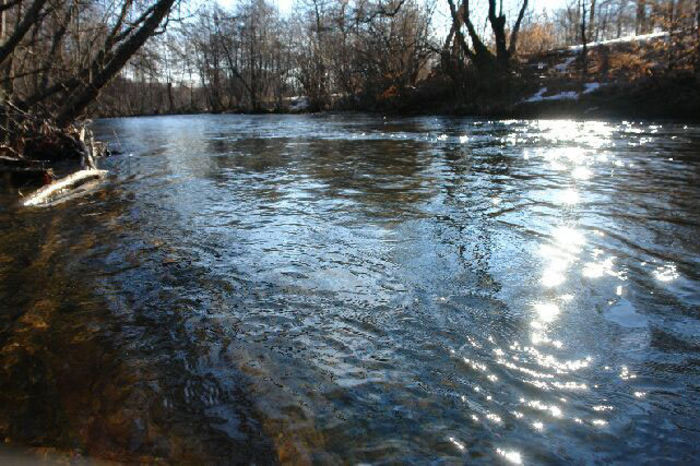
[55,0,177,126]
[0,0,179,126]
[445,0,529,72]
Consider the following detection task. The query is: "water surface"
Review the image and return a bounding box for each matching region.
[1,114,699,463]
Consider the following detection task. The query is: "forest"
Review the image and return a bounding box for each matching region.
[0,0,698,182]
[0,0,699,120]
[96,0,700,116]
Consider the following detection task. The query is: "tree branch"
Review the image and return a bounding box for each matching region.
[508,0,529,55]
[0,0,50,67]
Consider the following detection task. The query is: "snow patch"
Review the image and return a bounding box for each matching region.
[524,87,548,102]
[545,91,579,101]
[524,87,579,103]
[524,82,604,103]
[583,82,602,94]
[566,31,668,52]
[554,56,576,72]
[289,96,310,111]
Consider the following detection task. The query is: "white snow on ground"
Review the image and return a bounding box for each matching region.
[524,87,579,102]
[525,87,548,102]
[522,31,654,105]
[566,31,668,52]
[524,83,604,103]
[554,56,577,72]
[541,91,580,101]
[583,82,602,94]
[289,96,310,111]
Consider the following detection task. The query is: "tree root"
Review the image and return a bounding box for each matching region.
[2,104,109,201]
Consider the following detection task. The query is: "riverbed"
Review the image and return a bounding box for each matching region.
[1,114,699,463]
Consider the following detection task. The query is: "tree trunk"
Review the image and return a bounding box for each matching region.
[55,0,175,127]
[488,0,509,69]
[636,0,647,34]
[580,0,588,78]
[508,0,529,57]
[589,0,597,42]
[0,0,49,67]
[1,0,6,144]
[167,82,174,113]
[696,0,700,79]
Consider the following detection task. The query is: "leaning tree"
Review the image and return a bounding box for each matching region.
[0,0,178,127]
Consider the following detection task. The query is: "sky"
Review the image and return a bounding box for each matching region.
[213,0,567,16]
[216,0,294,14]
[209,0,569,35]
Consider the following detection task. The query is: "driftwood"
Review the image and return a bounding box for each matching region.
[1,104,111,200]
[21,169,108,207]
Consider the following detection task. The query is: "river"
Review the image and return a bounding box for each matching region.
[1,114,699,464]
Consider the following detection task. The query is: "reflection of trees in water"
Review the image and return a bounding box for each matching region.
[436,141,519,295]
[209,137,290,174]
[297,139,433,209]
[206,135,436,217]
[0,196,277,462]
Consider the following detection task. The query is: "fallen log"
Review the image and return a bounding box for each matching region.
[21,169,108,207]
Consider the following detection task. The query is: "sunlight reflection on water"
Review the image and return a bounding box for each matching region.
[1,115,699,464]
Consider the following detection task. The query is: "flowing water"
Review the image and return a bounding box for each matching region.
[1,114,699,464]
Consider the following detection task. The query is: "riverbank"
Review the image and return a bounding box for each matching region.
[512,75,700,120]
[91,31,699,123]
[90,71,700,123]
[367,32,700,120]
[363,74,699,121]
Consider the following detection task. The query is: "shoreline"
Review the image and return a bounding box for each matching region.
[91,80,700,125]
[92,104,700,124]
[91,72,700,124]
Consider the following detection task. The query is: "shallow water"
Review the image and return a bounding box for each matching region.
[1,114,699,463]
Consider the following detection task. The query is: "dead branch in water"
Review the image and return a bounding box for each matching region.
[0,103,108,190]
[21,169,108,207]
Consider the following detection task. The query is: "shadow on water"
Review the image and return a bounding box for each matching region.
[0,194,277,463]
[1,114,699,463]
